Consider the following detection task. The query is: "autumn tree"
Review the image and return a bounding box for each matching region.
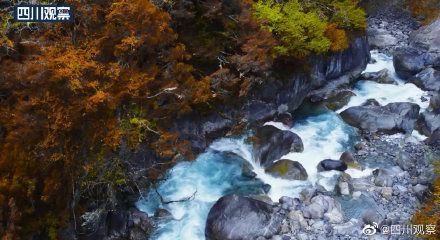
[0,0,211,238]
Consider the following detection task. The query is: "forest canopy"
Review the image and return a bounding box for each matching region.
[0,0,367,239]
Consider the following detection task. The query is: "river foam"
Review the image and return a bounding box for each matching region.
[338,51,429,112]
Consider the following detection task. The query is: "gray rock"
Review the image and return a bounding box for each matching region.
[205,194,283,240]
[409,68,440,91]
[303,195,345,224]
[411,18,440,58]
[413,184,430,202]
[416,110,440,137]
[317,159,347,172]
[279,196,300,210]
[362,98,381,107]
[255,125,304,167]
[154,209,172,219]
[340,102,420,134]
[333,218,362,236]
[395,152,413,171]
[250,195,274,205]
[334,173,354,196]
[368,30,398,50]
[354,142,364,150]
[392,185,408,196]
[361,69,397,85]
[362,209,385,226]
[393,47,430,79]
[262,184,271,194]
[300,188,316,205]
[381,187,393,200]
[325,90,356,111]
[265,160,308,180]
[429,93,440,114]
[373,169,394,187]
[272,235,283,240]
[340,151,355,164]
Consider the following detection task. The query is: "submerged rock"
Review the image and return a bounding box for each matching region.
[265,159,308,180]
[340,102,420,134]
[205,194,282,240]
[254,125,303,167]
[360,69,397,85]
[317,159,347,172]
[325,90,356,111]
[154,209,172,219]
[361,98,381,107]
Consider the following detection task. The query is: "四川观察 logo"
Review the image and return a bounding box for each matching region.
[14,5,73,22]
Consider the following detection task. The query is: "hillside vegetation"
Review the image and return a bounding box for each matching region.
[0,0,367,239]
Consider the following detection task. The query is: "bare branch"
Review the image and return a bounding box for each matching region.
[154,187,197,204]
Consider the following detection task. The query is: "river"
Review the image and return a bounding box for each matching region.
[136,51,430,240]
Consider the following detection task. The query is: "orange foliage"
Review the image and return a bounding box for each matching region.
[0,0,211,238]
[407,0,440,23]
[325,23,349,52]
[412,161,440,239]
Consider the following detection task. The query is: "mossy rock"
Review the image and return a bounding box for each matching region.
[265,159,308,180]
[347,161,363,170]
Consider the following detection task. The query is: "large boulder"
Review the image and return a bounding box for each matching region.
[416,111,440,137]
[360,69,397,85]
[409,68,440,91]
[317,159,347,172]
[265,159,308,180]
[254,125,303,167]
[340,102,420,134]
[205,194,283,240]
[393,47,431,79]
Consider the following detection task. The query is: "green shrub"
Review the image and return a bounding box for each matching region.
[253,0,367,57]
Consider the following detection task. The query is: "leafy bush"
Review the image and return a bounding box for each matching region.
[253,0,367,57]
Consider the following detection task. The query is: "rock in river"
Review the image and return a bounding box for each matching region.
[393,47,430,79]
[317,159,347,172]
[254,125,303,167]
[265,159,308,180]
[360,68,397,85]
[340,102,420,134]
[205,194,283,240]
